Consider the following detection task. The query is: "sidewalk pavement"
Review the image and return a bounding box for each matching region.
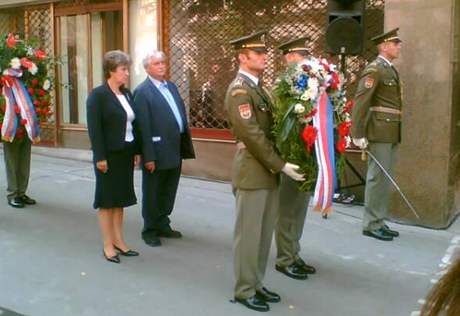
[0,148,459,316]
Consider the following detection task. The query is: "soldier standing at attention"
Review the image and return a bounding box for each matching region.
[273,37,317,281]
[351,28,403,242]
[225,31,305,312]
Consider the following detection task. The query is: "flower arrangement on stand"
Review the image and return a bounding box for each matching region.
[0,33,53,143]
[272,57,354,214]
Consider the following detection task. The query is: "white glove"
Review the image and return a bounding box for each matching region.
[282,163,305,182]
[352,138,368,149]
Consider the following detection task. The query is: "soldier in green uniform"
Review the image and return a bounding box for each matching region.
[351,28,403,241]
[3,135,36,208]
[273,37,317,281]
[225,31,305,312]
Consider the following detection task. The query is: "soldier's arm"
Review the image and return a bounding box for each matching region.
[226,91,285,173]
[351,68,380,139]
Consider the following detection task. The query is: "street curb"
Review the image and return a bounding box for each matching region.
[31,146,92,163]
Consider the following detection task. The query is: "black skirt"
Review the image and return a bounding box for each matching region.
[93,141,137,209]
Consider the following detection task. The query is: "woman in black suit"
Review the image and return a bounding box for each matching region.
[86,50,139,263]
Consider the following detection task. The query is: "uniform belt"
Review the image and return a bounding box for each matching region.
[369,106,402,115]
[236,142,246,150]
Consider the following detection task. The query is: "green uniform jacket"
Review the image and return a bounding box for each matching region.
[351,56,403,143]
[225,73,285,190]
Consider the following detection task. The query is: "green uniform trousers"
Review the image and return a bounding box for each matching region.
[2,139,32,199]
[363,142,398,231]
[275,174,310,267]
[233,187,279,299]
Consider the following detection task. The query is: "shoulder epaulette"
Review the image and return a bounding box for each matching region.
[231,88,248,97]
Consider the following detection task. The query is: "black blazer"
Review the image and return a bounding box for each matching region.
[86,83,138,162]
[133,78,195,170]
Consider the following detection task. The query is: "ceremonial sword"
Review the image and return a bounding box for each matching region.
[362,150,421,220]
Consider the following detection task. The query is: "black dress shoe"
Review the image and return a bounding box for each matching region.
[114,246,139,256]
[157,227,182,238]
[19,195,36,205]
[234,295,269,312]
[383,224,400,237]
[8,197,25,208]
[363,228,394,241]
[143,236,162,247]
[295,258,316,274]
[256,287,281,303]
[275,263,308,280]
[103,251,120,264]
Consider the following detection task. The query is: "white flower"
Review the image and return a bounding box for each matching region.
[2,69,8,76]
[26,46,35,56]
[28,63,38,75]
[294,103,305,114]
[300,90,312,101]
[345,136,352,148]
[43,79,51,91]
[10,58,21,69]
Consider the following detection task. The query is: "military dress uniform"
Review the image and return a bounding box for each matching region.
[274,37,316,280]
[351,28,403,240]
[225,32,285,311]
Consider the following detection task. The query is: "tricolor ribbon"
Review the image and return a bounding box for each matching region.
[1,68,40,143]
[312,90,337,214]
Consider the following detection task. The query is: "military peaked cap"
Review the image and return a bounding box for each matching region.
[370,27,402,45]
[277,37,310,55]
[229,31,267,53]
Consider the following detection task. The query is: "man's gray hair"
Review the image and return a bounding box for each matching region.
[142,51,166,68]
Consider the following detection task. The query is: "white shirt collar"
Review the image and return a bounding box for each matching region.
[149,76,166,88]
[378,55,393,67]
[238,70,259,86]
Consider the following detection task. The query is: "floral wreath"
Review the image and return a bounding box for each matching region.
[272,56,354,213]
[0,33,53,142]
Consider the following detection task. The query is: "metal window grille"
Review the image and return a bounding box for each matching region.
[164,0,385,131]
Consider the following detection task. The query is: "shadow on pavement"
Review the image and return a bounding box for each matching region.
[0,306,27,316]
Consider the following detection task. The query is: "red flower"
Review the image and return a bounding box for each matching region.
[337,121,351,137]
[1,76,14,87]
[14,106,20,114]
[336,137,347,153]
[302,64,311,72]
[38,89,46,97]
[28,88,35,96]
[20,58,33,69]
[35,108,41,114]
[31,79,39,86]
[41,100,48,106]
[35,50,46,60]
[302,125,318,153]
[20,119,27,126]
[343,100,355,114]
[304,108,317,119]
[15,128,25,138]
[330,72,340,90]
[33,100,39,107]
[6,33,16,48]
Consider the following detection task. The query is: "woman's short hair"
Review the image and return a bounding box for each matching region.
[103,50,131,79]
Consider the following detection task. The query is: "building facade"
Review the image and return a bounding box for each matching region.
[1,0,459,228]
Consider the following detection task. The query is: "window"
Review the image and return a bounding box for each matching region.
[57,10,123,125]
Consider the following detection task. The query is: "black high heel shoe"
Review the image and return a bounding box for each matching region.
[103,250,120,263]
[114,245,139,257]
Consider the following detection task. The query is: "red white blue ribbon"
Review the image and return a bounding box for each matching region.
[312,91,337,214]
[1,68,40,143]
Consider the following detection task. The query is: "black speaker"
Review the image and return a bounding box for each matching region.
[326,0,365,55]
